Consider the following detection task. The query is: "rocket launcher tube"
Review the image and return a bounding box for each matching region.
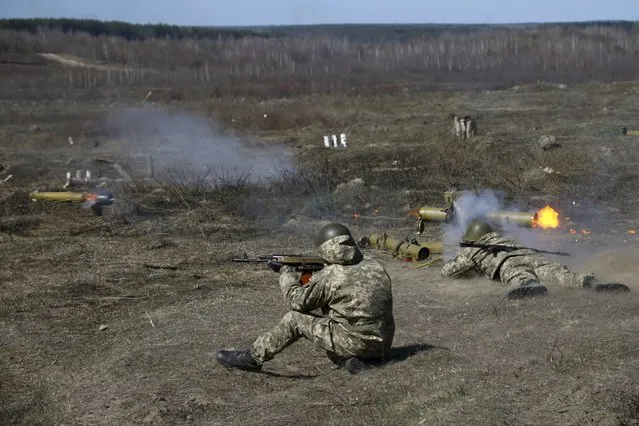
[416,205,538,229]
[368,233,430,261]
[485,211,537,228]
[420,241,443,254]
[30,191,87,203]
[417,207,449,234]
[418,207,448,222]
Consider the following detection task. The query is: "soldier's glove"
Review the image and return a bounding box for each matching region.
[267,260,283,273]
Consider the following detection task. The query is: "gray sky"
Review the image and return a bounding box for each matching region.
[3,0,638,26]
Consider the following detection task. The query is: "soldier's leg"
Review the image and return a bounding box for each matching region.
[499,256,538,287]
[498,256,548,299]
[250,310,334,363]
[527,257,591,289]
[529,257,630,292]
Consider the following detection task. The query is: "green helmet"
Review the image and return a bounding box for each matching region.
[316,222,353,247]
[463,220,494,242]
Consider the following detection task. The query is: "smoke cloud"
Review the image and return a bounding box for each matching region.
[101,107,294,182]
[442,189,545,260]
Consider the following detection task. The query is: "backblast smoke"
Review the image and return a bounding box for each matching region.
[101,106,294,183]
[442,190,546,261]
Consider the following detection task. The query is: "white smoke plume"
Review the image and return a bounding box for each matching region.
[442,189,545,261]
[101,107,294,182]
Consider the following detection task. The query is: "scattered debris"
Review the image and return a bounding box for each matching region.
[147,238,175,250]
[600,147,614,157]
[143,263,179,271]
[145,311,155,327]
[538,135,561,150]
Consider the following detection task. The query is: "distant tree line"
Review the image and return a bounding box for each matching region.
[1,19,639,99]
[3,18,637,43]
[0,18,277,41]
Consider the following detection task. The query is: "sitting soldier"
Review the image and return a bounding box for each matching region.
[216,222,395,374]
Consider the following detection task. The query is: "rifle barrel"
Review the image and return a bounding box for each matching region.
[459,242,570,256]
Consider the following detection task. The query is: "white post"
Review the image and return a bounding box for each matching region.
[331,135,338,148]
[340,133,347,148]
[323,135,330,148]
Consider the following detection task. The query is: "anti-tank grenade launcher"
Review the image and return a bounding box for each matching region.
[29,187,115,216]
[358,233,443,262]
[414,190,559,234]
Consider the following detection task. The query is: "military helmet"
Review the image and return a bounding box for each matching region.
[315,222,353,247]
[463,220,494,242]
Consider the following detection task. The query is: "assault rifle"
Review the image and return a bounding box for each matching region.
[459,242,570,257]
[232,254,326,285]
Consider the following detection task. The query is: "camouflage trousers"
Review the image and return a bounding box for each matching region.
[250,311,388,364]
[498,254,593,290]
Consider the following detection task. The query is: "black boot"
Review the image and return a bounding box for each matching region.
[216,350,262,372]
[326,351,368,374]
[344,357,367,374]
[507,280,548,300]
[583,276,631,293]
[592,282,630,293]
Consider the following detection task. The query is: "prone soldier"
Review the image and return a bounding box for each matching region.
[442,220,630,299]
[216,223,395,374]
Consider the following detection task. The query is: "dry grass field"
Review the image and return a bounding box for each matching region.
[1,23,639,425]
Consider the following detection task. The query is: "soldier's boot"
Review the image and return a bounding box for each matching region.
[215,350,262,372]
[507,280,548,300]
[326,351,368,374]
[344,357,367,374]
[593,283,630,292]
[583,276,630,293]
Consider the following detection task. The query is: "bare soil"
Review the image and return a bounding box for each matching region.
[1,61,638,425]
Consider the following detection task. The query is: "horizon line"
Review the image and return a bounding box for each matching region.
[2,16,638,28]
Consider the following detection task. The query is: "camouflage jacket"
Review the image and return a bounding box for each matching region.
[441,232,538,279]
[279,234,395,351]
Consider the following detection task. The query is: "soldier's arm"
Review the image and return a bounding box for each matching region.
[441,253,476,278]
[279,266,330,312]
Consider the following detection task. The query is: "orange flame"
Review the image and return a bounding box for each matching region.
[581,229,591,235]
[352,213,360,220]
[628,230,637,234]
[569,229,577,234]
[533,205,560,229]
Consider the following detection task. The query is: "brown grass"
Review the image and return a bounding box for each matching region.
[1,28,639,425]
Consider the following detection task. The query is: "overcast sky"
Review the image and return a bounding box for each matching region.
[3,0,639,26]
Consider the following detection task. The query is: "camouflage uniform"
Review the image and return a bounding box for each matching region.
[250,234,395,364]
[441,231,593,290]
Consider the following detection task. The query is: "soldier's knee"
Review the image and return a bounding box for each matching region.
[281,310,303,323]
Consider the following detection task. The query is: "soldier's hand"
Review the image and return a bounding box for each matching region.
[267,260,283,273]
